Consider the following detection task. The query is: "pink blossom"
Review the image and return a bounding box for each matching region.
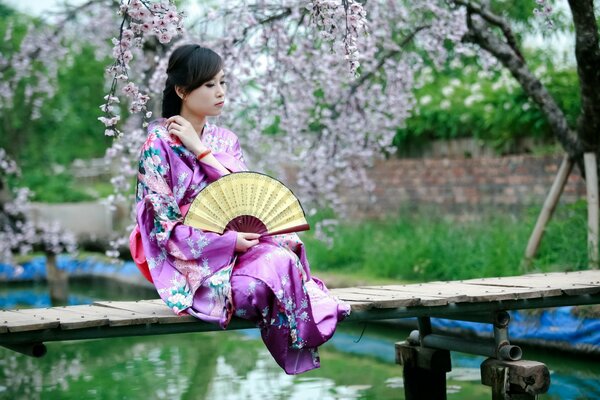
[166,11,179,23]
[153,16,167,29]
[141,22,152,33]
[122,82,138,95]
[122,28,134,40]
[158,31,172,44]
[130,0,143,11]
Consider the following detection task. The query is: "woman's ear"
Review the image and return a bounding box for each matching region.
[175,86,186,100]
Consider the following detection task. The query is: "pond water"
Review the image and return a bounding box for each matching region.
[1,280,599,399]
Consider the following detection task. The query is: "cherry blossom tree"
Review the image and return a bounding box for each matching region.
[101,0,470,248]
[0,149,76,302]
[0,1,113,268]
[2,0,599,257]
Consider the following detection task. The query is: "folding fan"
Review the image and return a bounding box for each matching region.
[183,171,310,236]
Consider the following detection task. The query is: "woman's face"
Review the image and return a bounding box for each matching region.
[179,70,227,117]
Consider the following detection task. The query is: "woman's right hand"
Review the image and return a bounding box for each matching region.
[235,232,261,253]
[166,115,208,155]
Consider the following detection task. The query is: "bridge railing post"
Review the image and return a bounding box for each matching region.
[395,341,451,400]
[396,311,550,398]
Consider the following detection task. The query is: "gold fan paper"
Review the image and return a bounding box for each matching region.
[183,172,310,236]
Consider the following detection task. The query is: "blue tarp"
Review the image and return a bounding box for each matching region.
[0,255,140,281]
[0,289,92,308]
[431,307,600,349]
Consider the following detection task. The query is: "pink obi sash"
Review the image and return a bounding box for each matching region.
[129,202,192,284]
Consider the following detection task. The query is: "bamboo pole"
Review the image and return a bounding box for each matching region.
[584,152,599,269]
[523,155,573,269]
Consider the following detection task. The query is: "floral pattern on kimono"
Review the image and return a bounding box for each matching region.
[136,119,242,326]
[135,118,350,374]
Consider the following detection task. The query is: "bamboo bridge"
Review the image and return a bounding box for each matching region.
[2,270,600,399]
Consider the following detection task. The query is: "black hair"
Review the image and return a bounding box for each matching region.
[161,45,224,118]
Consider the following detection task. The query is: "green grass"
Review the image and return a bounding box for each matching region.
[303,201,589,283]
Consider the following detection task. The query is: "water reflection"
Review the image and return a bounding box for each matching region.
[207,351,368,400]
[2,323,599,399]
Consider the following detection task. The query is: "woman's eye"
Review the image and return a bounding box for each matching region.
[220,81,228,86]
[206,83,215,87]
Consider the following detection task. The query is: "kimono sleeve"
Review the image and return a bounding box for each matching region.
[136,135,238,303]
[201,132,249,181]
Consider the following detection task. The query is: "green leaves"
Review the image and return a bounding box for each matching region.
[395,50,579,154]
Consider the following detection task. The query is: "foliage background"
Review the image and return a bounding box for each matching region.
[0,6,112,202]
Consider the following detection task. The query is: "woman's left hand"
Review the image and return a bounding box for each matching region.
[166,115,208,155]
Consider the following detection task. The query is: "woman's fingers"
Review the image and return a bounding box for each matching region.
[166,115,182,124]
[243,237,259,244]
[235,233,261,253]
[166,117,181,131]
[167,115,190,127]
[235,231,260,253]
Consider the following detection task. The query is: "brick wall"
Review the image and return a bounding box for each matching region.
[338,155,587,219]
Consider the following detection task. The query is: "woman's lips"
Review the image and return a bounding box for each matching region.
[215,101,225,107]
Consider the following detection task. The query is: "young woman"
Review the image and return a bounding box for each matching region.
[131,44,350,374]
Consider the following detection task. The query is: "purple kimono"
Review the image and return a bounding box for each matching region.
[136,119,350,374]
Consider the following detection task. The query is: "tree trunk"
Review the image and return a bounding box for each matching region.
[46,252,68,306]
[567,0,600,152]
[457,2,600,269]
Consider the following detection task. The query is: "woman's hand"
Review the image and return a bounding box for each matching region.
[235,232,261,253]
[166,115,208,155]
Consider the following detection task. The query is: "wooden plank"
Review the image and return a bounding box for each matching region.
[452,282,562,301]
[339,301,374,312]
[72,305,158,327]
[331,288,421,306]
[354,285,469,303]
[492,281,599,296]
[145,299,169,305]
[8,307,107,330]
[331,288,449,307]
[331,288,444,307]
[0,310,60,332]
[464,271,600,286]
[376,282,562,301]
[94,300,196,324]
[570,270,600,282]
[463,273,600,296]
[328,291,392,309]
[12,305,159,329]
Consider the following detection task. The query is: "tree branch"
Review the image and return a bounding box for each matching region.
[462,8,581,158]
[350,25,429,96]
[453,0,524,61]
[231,8,293,46]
